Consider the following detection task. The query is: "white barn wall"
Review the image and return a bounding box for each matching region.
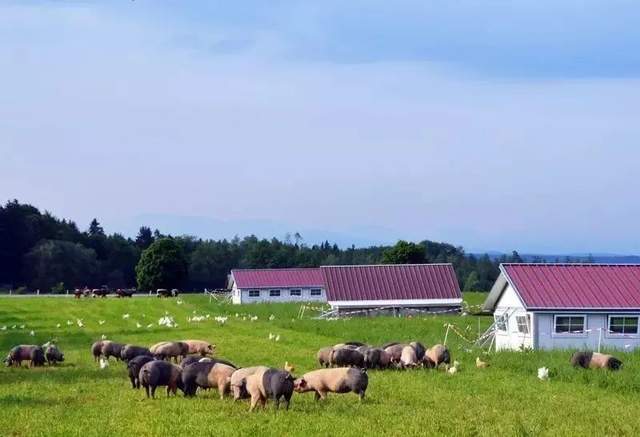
[494,283,533,351]
[232,284,326,304]
[535,313,640,351]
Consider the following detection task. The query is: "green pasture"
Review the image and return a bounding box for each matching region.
[0,293,638,436]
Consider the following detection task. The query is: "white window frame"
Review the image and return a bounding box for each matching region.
[269,289,281,297]
[607,314,640,337]
[310,288,322,297]
[553,314,587,337]
[494,313,508,332]
[289,289,302,297]
[515,314,530,335]
[248,290,260,298]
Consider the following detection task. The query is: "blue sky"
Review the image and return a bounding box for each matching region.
[1,1,639,253]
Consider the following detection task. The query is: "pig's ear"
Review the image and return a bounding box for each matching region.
[299,378,307,388]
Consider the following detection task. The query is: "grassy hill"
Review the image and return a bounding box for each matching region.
[0,293,639,436]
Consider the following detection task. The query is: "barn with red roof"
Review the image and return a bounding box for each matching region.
[229,268,325,304]
[483,264,640,350]
[321,264,462,315]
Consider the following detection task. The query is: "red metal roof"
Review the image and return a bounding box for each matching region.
[322,264,462,302]
[502,264,640,309]
[232,268,324,289]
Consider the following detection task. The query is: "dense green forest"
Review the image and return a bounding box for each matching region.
[0,200,531,293]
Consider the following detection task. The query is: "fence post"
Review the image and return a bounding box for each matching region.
[597,328,602,353]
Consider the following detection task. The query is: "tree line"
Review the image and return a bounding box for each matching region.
[0,199,543,293]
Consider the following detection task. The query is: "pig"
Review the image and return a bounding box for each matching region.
[230,366,270,400]
[355,345,370,355]
[333,343,359,350]
[179,355,203,368]
[101,341,125,361]
[246,368,294,411]
[138,360,184,398]
[91,340,105,361]
[45,345,64,365]
[179,355,236,369]
[317,347,333,368]
[31,347,46,367]
[409,341,426,361]
[149,341,171,354]
[344,341,366,346]
[182,340,215,356]
[294,367,368,401]
[571,351,623,370]
[4,345,44,367]
[423,344,450,368]
[378,349,392,369]
[331,348,365,368]
[400,345,418,368]
[181,361,236,399]
[127,355,155,389]
[152,341,189,362]
[384,343,407,365]
[121,345,153,362]
[361,348,381,369]
[381,341,401,349]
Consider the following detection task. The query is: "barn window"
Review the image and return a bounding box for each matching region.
[269,289,281,297]
[554,315,586,334]
[608,316,639,335]
[248,290,260,298]
[310,289,322,296]
[516,315,530,334]
[494,314,508,331]
[290,289,301,297]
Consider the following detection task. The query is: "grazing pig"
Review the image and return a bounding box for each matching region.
[571,351,623,370]
[294,367,368,401]
[179,355,237,369]
[45,345,64,365]
[4,345,44,367]
[139,360,184,398]
[400,345,419,368]
[362,348,382,369]
[384,343,407,365]
[149,341,171,354]
[409,341,426,361]
[381,341,400,349]
[179,355,202,369]
[423,344,450,368]
[262,368,295,410]
[91,341,105,361]
[331,348,365,368]
[121,345,153,362]
[246,368,294,411]
[355,345,370,355]
[317,347,333,368]
[181,361,235,399]
[101,341,125,361]
[127,355,155,389]
[378,349,392,369]
[230,366,270,400]
[31,347,46,367]
[152,341,189,362]
[182,340,215,356]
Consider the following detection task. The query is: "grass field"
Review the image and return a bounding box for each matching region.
[1,293,639,436]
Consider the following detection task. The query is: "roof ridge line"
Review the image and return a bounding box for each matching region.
[321,263,454,268]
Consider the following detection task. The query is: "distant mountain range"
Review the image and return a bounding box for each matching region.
[477,253,640,264]
[112,214,640,263]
